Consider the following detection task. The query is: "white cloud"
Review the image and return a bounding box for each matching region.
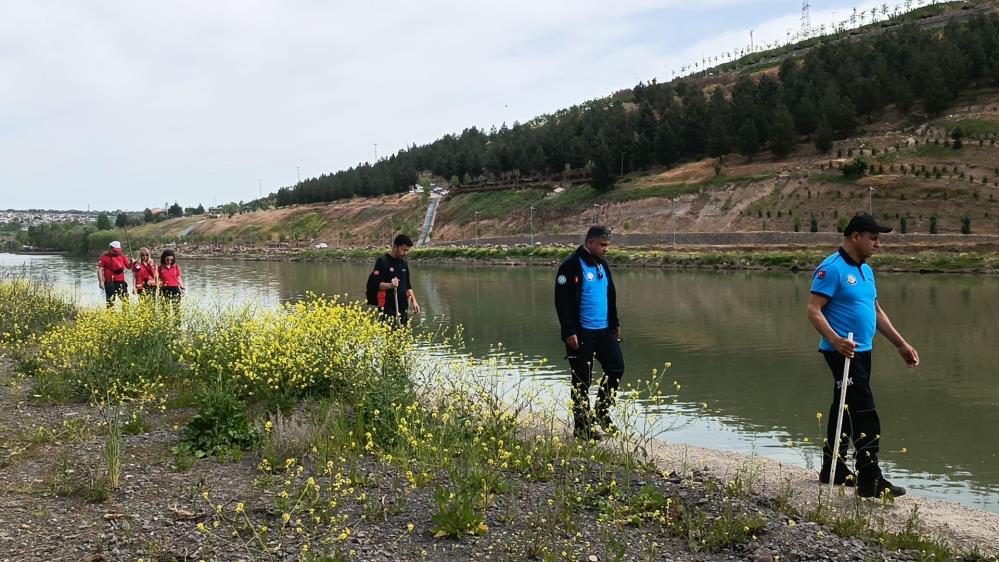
[0,0,889,210]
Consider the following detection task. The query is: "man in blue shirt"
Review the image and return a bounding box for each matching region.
[555,226,624,440]
[806,214,920,499]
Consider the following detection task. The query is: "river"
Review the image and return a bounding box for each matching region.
[3,252,998,513]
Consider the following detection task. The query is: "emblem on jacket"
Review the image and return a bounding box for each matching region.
[557,275,567,285]
[846,274,857,285]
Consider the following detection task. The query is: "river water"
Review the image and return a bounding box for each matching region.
[3,252,997,513]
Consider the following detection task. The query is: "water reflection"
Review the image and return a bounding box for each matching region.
[2,253,997,512]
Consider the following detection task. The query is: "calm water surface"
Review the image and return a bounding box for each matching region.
[3,253,998,513]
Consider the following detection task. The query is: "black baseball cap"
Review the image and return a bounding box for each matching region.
[843,214,892,236]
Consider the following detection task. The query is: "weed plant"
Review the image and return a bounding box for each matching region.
[0,278,76,348]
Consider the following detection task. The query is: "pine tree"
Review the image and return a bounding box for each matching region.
[655,117,680,168]
[737,120,760,161]
[769,105,796,159]
[706,88,733,158]
[95,213,112,230]
[815,120,834,154]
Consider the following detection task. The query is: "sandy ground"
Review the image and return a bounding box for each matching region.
[641,437,999,556]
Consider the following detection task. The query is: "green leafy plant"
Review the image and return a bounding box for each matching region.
[182,382,258,458]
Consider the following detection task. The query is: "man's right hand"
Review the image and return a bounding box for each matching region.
[99,284,104,291]
[836,336,857,358]
[565,335,580,350]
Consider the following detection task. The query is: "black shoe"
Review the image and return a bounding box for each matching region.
[573,426,602,442]
[596,415,618,435]
[819,465,857,487]
[857,478,906,499]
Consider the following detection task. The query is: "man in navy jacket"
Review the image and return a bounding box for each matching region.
[555,226,624,440]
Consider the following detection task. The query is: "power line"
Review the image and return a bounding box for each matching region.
[801,0,811,39]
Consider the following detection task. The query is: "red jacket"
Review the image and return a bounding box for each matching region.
[133,261,157,288]
[158,264,182,287]
[98,251,132,283]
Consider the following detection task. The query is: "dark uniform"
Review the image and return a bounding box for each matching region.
[370,253,413,325]
[554,245,624,436]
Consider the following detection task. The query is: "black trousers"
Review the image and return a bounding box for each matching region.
[160,286,182,316]
[136,284,157,301]
[566,328,625,430]
[104,281,128,308]
[821,350,882,483]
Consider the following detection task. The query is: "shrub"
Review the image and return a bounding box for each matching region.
[0,280,76,347]
[842,158,869,180]
[31,304,181,486]
[961,214,972,235]
[177,296,414,441]
[182,381,258,458]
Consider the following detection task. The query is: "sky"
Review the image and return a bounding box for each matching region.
[1,0,900,212]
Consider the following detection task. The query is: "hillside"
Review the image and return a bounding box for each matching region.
[117,90,999,251]
[122,194,428,249]
[436,91,999,241]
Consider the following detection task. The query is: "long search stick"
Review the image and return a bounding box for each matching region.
[828,331,854,504]
[121,223,136,263]
[393,286,401,325]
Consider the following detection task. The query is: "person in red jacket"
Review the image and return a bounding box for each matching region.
[98,241,132,308]
[157,249,185,311]
[132,247,158,301]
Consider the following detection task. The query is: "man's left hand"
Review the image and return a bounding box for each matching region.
[411,301,421,315]
[897,342,919,367]
[613,327,621,340]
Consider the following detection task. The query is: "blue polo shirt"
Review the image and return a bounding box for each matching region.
[579,258,609,330]
[811,248,878,352]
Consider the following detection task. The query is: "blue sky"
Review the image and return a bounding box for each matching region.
[1,0,899,211]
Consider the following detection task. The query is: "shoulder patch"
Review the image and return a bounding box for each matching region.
[372,270,379,275]
[556,274,567,285]
[816,270,826,279]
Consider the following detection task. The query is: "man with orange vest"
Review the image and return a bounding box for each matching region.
[98,240,132,308]
[366,234,421,326]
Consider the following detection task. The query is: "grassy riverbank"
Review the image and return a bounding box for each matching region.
[1,281,996,560]
[296,245,999,274]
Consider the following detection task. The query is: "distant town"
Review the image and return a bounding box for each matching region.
[0,209,103,228]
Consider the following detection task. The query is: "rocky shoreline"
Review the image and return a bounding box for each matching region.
[1,361,996,561]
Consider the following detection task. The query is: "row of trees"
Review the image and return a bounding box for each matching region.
[19,202,207,253]
[106,203,206,229]
[275,13,999,207]
[16,222,100,254]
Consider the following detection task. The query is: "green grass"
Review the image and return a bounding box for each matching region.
[282,212,329,239]
[441,172,777,221]
[810,172,859,185]
[610,174,774,202]
[439,189,548,223]
[912,144,962,159]
[539,185,602,209]
[937,118,999,137]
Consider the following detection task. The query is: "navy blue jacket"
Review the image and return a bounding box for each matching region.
[554,246,620,341]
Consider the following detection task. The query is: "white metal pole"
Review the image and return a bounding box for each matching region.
[530,206,534,246]
[828,332,854,503]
